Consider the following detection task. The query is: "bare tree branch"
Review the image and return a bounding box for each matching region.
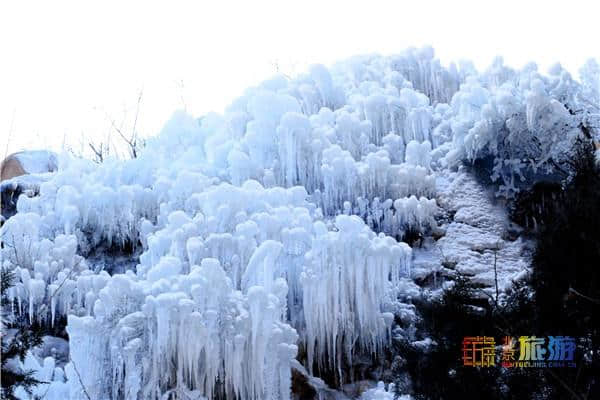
[4,108,16,159]
[88,142,106,163]
[569,287,600,305]
[70,358,92,400]
[108,89,143,159]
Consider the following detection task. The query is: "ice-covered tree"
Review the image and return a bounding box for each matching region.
[1,268,44,400]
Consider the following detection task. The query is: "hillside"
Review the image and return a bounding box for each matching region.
[1,48,599,400]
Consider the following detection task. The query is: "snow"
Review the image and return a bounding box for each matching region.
[13,150,58,174]
[411,169,532,290]
[2,47,597,399]
[13,353,70,399]
[359,381,413,400]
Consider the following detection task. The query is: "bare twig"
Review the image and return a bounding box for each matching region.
[4,108,16,158]
[88,142,106,163]
[48,259,81,301]
[110,89,143,159]
[493,242,500,305]
[70,358,92,400]
[38,377,53,399]
[545,369,584,400]
[568,287,600,305]
[9,233,22,267]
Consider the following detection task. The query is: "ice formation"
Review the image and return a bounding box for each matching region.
[359,381,413,400]
[301,215,409,378]
[65,257,298,400]
[1,47,598,399]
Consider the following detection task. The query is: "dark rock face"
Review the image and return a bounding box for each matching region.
[1,182,24,223]
[291,368,318,400]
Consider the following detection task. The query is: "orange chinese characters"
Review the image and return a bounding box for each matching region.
[462,336,496,367]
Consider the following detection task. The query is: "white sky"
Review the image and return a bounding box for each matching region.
[1,0,598,157]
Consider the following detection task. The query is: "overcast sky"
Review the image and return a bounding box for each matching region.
[1,0,598,157]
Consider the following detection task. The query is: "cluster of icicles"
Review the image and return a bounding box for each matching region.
[0,48,468,399]
[3,181,413,399]
[4,46,592,399]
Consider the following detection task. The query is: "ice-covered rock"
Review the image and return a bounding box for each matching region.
[3,47,595,399]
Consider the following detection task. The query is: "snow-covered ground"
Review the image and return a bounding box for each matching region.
[411,168,532,291]
[1,48,598,399]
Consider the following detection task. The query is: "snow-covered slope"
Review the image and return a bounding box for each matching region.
[434,168,531,288]
[1,48,598,399]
